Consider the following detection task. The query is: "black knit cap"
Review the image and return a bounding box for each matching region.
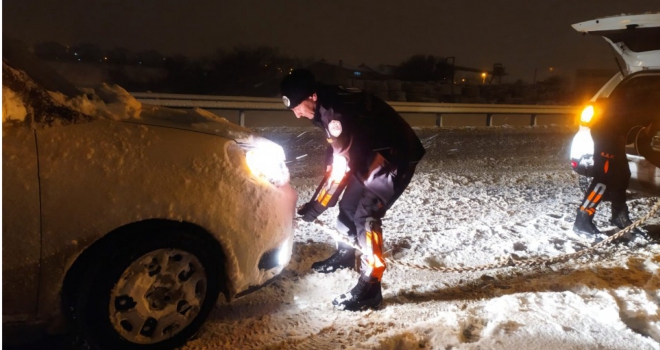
[280,69,316,109]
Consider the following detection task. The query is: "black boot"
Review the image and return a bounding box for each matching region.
[610,205,648,238]
[311,242,355,273]
[332,277,382,311]
[573,209,602,239]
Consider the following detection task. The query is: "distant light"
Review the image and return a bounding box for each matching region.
[74,52,78,56]
[354,71,361,76]
[139,62,142,64]
[104,57,108,60]
[78,59,81,62]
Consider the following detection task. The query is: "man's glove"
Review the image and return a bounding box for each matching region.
[297,202,322,222]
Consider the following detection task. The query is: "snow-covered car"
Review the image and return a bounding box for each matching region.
[569,13,660,195]
[2,40,297,349]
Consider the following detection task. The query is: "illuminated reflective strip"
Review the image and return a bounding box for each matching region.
[321,193,332,206]
[580,183,606,212]
[316,188,327,203]
[317,181,341,207]
[364,230,386,280]
[604,160,609,174]
[592,193,604,205]
[364,231,374,277]
[587,183,606,208]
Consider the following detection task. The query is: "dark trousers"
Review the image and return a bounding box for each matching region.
[335,156,419,281]
[580,131,630,215]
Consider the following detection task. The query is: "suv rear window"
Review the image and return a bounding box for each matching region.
[595,27,660,52]
[608,74,660,108]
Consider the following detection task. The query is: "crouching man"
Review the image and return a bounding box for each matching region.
[281,69,425,311]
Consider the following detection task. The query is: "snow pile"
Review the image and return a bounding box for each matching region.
[2,85,28,122]
[2,62,141,125]
[2,60,254,142]
[183,126,660,350]
[48,83,142,121]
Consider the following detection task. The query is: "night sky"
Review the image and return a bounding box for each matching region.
[3,0,658,82]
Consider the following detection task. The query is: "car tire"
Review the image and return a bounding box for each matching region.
[636,124,660,168]
[70,222,224,350]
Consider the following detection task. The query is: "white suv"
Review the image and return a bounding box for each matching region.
[569,13,660,195]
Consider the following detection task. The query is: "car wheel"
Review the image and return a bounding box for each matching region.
[72,224,223,350]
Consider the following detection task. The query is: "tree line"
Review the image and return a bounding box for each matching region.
[33,42,572,103]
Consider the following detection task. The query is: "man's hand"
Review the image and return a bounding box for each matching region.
[297,202,320,222]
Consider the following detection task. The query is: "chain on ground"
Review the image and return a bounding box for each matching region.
[300,198,660,273]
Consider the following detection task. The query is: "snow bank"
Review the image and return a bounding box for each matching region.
[2,85,28,122]
[48,83,142,121]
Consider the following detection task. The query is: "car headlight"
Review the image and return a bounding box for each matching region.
[243,138,290,187]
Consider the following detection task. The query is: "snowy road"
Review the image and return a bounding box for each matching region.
[181,126,660,350]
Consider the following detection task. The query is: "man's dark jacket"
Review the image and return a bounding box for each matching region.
[311,84,425,181]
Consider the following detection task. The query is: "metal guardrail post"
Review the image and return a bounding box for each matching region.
[238,110,246,126]
[486,114,493,126]
[435,113,443,127]
[531,114,537,126]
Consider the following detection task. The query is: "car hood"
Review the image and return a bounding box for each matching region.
[572,13,660,73]
[128,104,255,142]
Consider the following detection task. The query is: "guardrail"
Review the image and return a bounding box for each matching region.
[131,92,579,127]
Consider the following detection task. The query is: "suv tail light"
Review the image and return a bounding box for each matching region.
[580,105,595,124]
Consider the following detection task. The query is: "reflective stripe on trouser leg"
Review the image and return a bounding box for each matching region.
[580,182,606,215]
[362,218,386,281]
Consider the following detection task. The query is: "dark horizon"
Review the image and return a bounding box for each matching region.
[4,0,658,82]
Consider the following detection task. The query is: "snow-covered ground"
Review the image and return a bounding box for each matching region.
[4,45,658,349]
[182,126,660,350]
